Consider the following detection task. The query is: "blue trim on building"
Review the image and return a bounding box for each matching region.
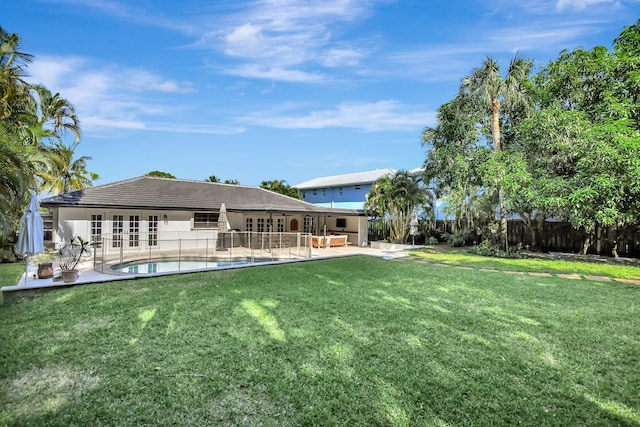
[301,184,372,210]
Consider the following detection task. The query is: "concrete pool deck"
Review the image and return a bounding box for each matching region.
[2,244,421,304]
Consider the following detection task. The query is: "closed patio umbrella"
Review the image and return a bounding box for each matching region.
[218,203,230,233]
[409,207,419,246]
[217,203,230,250]
[16,192,45,285]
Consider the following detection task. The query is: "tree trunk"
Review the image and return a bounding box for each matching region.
[491,103,501,152]
[491,102,506,246]
[581,228,593,255]
[609,227,620,258]
[499,188,507,249]
[536,214,545,249]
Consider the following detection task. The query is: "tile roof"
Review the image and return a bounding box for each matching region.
[293,168,396,189]
[40,176,363,215]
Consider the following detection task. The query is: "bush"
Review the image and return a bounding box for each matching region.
[469,240,523,258]
[442,229,472,247]
[426,236,439,245]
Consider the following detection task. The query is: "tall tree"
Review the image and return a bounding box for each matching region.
[458,56,532,246]
[613,19,640,130]
[423,98,491,230]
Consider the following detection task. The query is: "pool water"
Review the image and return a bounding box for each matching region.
[112,258,270,274]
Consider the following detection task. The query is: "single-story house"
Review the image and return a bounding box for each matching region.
[40,176,369,257]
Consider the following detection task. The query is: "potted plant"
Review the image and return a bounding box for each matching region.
[31,249,57,279]
[56,236,98,283]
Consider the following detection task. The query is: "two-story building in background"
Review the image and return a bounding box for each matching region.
[294,169,395,210]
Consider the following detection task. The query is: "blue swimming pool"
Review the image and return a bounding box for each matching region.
[111,258,273,274]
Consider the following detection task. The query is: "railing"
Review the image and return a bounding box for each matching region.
[93,231,313,274]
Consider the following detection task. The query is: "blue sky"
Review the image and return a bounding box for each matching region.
[5,0,639,187]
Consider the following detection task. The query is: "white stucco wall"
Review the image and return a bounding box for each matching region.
[51,207,368,256]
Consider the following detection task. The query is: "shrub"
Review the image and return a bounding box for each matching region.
[443,229,471,247]
[469,240,523,258]
[426,236,439,245]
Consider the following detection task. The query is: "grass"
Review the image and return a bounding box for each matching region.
[0,262,24,287]
[409,246,640,279]
[0,256,639,426]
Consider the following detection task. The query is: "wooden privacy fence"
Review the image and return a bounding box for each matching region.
[370,217,640,257]
[504,220,640,257]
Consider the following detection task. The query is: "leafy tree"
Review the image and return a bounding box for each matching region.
[613,19,640,130]
[260,180,301,199]
[223,179,240,185]
[422,98,492,230]
[519,21,640,255]
[204,175,220,183]
[146,171,176,179]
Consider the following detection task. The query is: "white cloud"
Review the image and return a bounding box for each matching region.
[555,0,620,10]
[196,0,379,80]
[26,55,236,135]
[223,64,324,82]
[240,100,436,131]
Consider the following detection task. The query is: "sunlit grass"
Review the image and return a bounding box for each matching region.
[0,262,24,287]
[409,246,640,279]
[1,257,638,426]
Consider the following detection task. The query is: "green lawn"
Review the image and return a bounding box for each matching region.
[409,246,640,279]
[1,256,639,426]
[0,262,24,288]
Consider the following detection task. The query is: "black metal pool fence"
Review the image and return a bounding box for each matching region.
[92,231,314,274]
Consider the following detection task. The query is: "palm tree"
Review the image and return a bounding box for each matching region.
[0,26,33,121]
[26,84,81,145]
[0,133,33,235]
[459,56,532,245]
[39,143,99,195]
[205,175,220,183]
[365,171,432,242]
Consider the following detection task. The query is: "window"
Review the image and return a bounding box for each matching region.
[354,185,361,190]
[148,215,158,246]
[277,218,284,232]
[303,217,315,234]
[321,189,327,197]
[246,218,253,232]
[257,218,265,232]
[91,214,102,243]
[312,189,317,196]
[42,212,53,242]
[112,215,123,248]
[194,212,219,228]
[129,215,140,247]
[336,218,347,228]
[338,187,344,197]
[302,191,306,199]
